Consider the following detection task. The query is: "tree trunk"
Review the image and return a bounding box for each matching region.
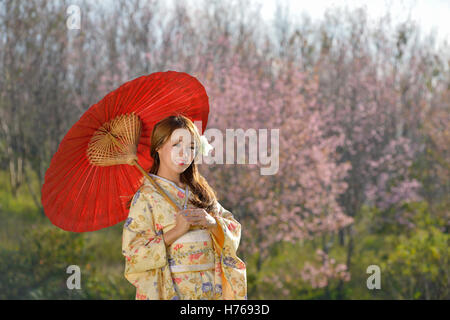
[24,161,44,215]
[345,225,354,270]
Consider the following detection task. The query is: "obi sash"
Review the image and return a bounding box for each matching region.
[168,229,215,273]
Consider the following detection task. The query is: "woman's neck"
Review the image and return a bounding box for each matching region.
[156,168,185,189]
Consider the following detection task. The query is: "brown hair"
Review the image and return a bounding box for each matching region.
[125,114,217,212]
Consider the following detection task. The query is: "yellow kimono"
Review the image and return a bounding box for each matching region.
[121,173,247,300]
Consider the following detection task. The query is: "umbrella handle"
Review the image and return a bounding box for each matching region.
[132,159,181,212]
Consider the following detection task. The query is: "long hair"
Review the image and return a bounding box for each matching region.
[125,114,217,212]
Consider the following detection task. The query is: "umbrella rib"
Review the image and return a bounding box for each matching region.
[49,158,95,229]
[43,151,89,197]
[116,78,145,115]
[129,81,187,114]
[69,164,97,231]
[118,164,139,201]
[72,165,99,232]
[123,77,155,110]
[136,88,198,118]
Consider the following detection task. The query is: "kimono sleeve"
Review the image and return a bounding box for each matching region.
[210,200,247,300]
[211,201,242,258]
[122,189,168,278]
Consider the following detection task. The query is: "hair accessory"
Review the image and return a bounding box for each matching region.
[198,135,213,156]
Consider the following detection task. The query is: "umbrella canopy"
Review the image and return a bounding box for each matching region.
[41,70,209,232]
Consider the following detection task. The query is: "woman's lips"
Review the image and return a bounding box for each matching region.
[175,158,188,166]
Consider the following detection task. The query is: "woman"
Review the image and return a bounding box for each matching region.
[121,114,247,300]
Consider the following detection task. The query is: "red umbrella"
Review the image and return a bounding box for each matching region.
[41,70,209,232]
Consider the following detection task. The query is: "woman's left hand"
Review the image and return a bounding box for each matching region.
[186,208,217,230]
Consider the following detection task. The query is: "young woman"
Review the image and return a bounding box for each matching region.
[121,114,247,300]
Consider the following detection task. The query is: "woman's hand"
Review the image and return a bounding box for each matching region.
[184,208,217,230]
[165,209,219,247]
[173,208,194,235]
[164,209,198,247]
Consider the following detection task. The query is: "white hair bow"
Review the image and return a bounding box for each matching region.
[198,135,213,156]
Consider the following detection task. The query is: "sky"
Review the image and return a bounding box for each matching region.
[254,0,449,46]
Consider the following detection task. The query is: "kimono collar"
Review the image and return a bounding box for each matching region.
[148,173,189,209]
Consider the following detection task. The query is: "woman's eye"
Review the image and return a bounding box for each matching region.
[172,143,194,151]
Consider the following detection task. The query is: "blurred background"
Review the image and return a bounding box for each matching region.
[0,0,448,299]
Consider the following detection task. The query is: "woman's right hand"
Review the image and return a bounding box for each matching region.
[164,209,206,247]
[174,208,196,235]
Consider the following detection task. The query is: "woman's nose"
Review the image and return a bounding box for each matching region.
[179,147,191,158]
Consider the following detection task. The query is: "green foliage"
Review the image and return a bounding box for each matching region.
[0,171,39,220]
[247,240,351,300]
[0,221,136,299]
[350,201,449,300]
[380,203,449,299]
[245,200,448,300]
[0,224,87,299]
[0,165,137,299]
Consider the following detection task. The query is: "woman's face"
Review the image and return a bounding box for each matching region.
[157,128,197,174]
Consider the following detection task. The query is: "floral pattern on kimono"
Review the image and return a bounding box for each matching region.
[121,173,247,300]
